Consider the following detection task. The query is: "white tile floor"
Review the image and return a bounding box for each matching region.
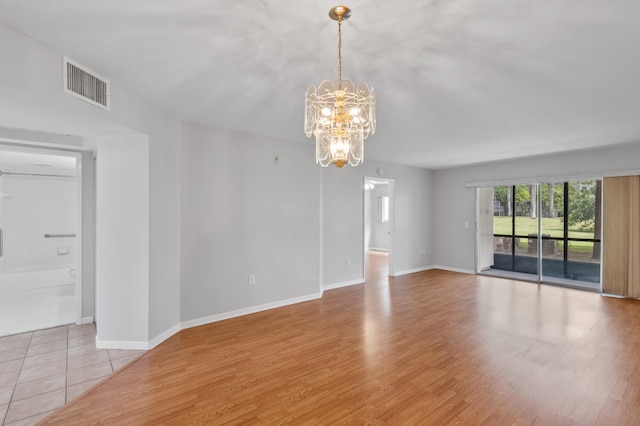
[0,323,145,425]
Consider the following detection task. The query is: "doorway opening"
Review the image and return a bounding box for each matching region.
[0,144,83,336]
[364,177,394,281]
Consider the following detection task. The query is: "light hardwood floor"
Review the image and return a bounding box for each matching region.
[43,252,640,424]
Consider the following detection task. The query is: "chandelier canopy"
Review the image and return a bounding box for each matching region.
[305,6,376,168]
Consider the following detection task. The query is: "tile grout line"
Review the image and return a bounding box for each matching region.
[2,324,140,425]
[1,331,30,426]
[64,326,69,405]
[7,332,32,426]
[3,326,69,424]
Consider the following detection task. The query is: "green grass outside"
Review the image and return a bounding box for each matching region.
[493,217,596,254]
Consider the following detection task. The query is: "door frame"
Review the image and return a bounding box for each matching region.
[363,176,395,280]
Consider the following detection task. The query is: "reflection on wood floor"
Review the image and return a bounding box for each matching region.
[43,253,640,424]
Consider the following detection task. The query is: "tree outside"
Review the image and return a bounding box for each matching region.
[493,180,602,261]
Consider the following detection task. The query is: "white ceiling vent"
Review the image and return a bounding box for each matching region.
[63,57,110,111]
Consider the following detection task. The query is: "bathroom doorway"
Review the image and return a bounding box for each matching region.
[0,145,82,336]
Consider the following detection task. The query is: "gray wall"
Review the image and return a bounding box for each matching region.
[81,151,95,320]
[434,141,640,272]
[0,19,436,346]
[323,161,434,284]
[180,123,321,322]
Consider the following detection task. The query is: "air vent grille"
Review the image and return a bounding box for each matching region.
[63,57,110,110]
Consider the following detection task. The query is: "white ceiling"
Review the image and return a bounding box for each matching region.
[1,0,639,169]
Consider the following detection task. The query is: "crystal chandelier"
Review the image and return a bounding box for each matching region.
[305,6,376,168]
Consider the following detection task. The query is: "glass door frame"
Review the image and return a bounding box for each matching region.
[476,180,602,290]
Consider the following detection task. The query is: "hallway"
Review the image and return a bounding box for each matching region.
[365,250,389,280]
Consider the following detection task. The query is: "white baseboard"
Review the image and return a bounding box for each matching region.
[391,266,435,277]
[95,292,324,351]
[148,324,182,350]
[95,337,150,350]
[181,291,323,331]
[432,265,475,274]
[601,293,625,299]
[81,316,94,324]
[322,278,364,292]
[368,247,389,252]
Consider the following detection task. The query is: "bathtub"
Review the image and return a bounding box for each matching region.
[0,266,77,336]
[0,267,76,294]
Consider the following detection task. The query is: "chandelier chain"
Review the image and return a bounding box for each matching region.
[338,16,342,84]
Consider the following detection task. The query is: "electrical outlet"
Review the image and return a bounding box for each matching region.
[249,275,256,285]
[346,258,351,266]
[273,155,279,164]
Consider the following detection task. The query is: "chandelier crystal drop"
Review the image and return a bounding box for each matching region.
[305,6,376,168]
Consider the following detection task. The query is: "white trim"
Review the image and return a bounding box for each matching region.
[95,338,149,350]
[148,324,182,350]
[319,168,324,295]
[322,279,364,292]
[432,265,475,274]
[391,266,435,277]
[465,169,640,188]
[181,292,323,331]
[601,293,623,299]
[81,316,94,325]
[363,176,395,280]
[388,180,395,275]
[0,127,84,147]
[95,291,325,350]
[74,151,83,326]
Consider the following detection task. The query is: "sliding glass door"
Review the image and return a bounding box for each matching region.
[479,180,601,290]
[540,181,601,289]
[490,185,540,280]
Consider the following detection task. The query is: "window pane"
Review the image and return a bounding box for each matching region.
[540,182,564,239]
[493,186,512,236]
[567,181,597,240]
[567,241,600,283]
[379,196,389,223]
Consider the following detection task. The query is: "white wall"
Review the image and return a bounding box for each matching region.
[95,136,149,345]
[434,141,640,272]
[0,174,76,272]
[0,22,181,346]
[180,123,321,323]
[323,162,434,285]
